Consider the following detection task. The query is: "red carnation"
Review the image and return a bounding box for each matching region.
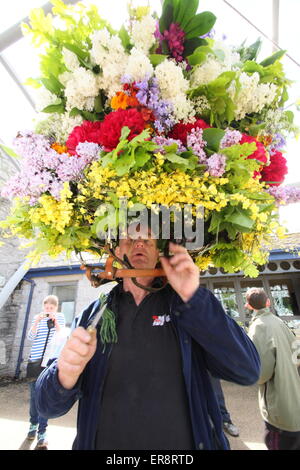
[66,120,102,155]
[240,134,268,178]
[260,150,288,186]
[98,108,146,151]
[168,119,211,145]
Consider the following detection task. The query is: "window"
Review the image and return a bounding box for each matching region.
[268,279,299,317]
[50,283,77,327]
[213,282,240,319]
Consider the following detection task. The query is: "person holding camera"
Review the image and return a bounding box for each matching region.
[26,295,65,449]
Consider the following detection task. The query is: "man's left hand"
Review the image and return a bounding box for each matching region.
[160,242,200,303]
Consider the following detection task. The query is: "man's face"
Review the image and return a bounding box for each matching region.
[116,225,159,269]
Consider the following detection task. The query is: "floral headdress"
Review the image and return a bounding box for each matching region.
[1,0,300,278]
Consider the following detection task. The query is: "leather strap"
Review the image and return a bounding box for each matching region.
[81,251,167,291]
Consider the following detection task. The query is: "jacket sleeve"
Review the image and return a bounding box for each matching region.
[35,358,81,419]
[35,300,100,419]
[248,320,275,384]
[174,287,261,385]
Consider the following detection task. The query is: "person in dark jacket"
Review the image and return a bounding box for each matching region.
[35,228,260,450]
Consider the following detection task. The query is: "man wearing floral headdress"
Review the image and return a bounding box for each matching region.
[35,226,260,450]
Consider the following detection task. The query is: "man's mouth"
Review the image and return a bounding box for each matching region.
[131,252,148,261]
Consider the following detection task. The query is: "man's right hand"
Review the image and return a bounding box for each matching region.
[57,327,97,390]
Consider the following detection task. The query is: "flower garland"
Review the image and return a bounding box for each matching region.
[1,0,300,277]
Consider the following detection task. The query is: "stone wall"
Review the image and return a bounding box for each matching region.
[0,197,30,377]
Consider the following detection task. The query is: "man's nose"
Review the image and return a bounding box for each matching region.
[133,238,145,247]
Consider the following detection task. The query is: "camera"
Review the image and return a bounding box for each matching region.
[45,314,55,329]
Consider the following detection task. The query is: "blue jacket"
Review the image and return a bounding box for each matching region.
[36,286,260,450]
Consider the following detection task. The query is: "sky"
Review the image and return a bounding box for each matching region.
[0,0,299,230]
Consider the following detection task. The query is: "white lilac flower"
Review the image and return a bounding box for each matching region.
[124,47,154,82]
[190,56,226,88]
[91,28,127,67]
[155,59,189,100]
[230,72,278,120]
[171,94,196,123]
[63,67,100,111]
[62,47,80,71]
[91,28,128,97]
[154,59,192,123]
[131,14,157,54]
[192,95,211,115]
[35,114,83,143]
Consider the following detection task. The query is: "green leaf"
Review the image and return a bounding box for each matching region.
[41,102,65,113]
[129,128,151,145]
[161,39,170,55]
[225,208,255,230]
[69,107,81,117]
[118,25,131,51]
[202,128,225,152]
[108,192,120,208]
[187,46,214,66]
[159,1,174,32]
[260,49,286,67]
[149,54,167,66]
[0,144,20,159]
[175,0,198,29]
[185,12,216,40]
[114,151,135,176]
[120,126,131,142]
[63,42,89,61]
[165,153,190,168]
[284,110,294,124]
[133,148,151,169]
[41,74,64,95]
[183,37,207,57]
[94,94,103,113]
[80,110,98,121]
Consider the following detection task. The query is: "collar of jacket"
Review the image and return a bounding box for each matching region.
[251,307,272,322]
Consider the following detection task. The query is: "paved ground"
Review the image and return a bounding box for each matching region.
[0,379,266,451]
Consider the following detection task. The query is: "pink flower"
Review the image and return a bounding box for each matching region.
[163,23,186,62]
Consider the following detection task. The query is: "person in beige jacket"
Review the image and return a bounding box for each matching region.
[246,287,300,450]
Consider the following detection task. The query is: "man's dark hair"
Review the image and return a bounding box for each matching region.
[246,288,268,310]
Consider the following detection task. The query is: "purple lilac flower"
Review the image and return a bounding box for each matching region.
[1,131,99,204]
[121,74,133,84]
[269,133,287,155]
[135,77,175,132]
[153,136,187,154]
[201,28,216,39]
[220,129,242,148]
[186,128,207,163]
[76,142,102,162]
[267,185,300,205]
[206,153,227,177]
